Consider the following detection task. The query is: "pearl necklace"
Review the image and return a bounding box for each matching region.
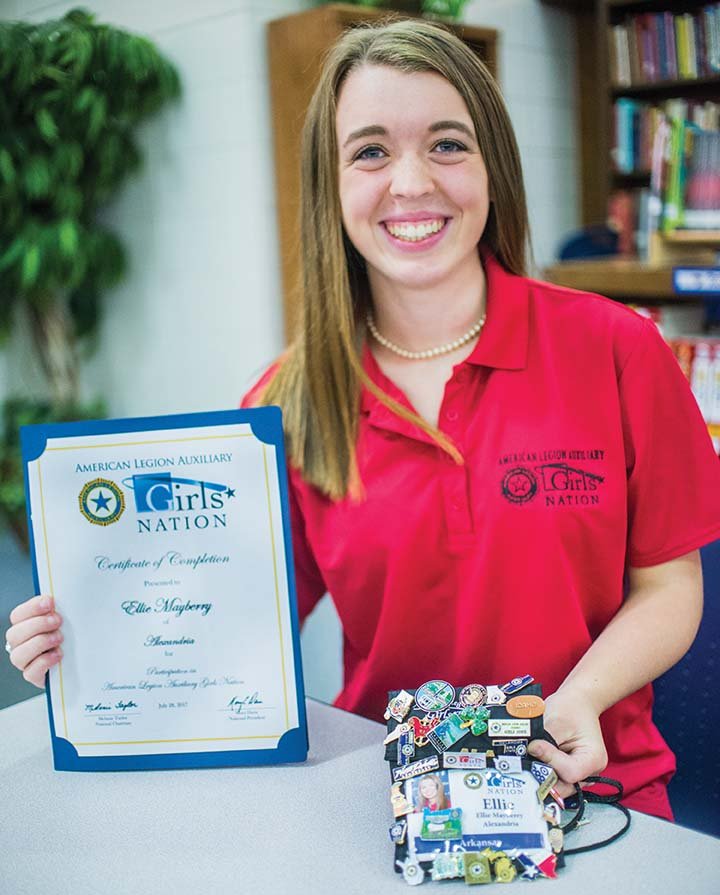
[366,311,486,360]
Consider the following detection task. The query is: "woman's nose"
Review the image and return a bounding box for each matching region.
[389,154,435,199]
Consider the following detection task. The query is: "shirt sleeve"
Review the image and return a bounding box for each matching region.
[620,317,720,567]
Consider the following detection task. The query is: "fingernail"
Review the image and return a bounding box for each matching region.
[39,596,50,611]
[47,614,58,626]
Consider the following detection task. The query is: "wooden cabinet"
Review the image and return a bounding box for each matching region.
[267,4,498,340]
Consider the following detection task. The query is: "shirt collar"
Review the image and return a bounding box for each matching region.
[463,251,529,370]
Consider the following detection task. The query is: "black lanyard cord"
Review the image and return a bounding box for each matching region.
[560,775,632,855]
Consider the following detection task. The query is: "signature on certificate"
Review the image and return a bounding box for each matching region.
[227,692,264,714]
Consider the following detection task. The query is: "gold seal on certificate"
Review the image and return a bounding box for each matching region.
[22,408,308,770]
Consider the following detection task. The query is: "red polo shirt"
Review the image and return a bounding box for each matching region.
[244,254,720,820]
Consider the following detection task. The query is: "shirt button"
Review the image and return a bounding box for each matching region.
[445,409,459,422]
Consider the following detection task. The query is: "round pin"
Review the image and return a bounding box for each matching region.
[506,695,545,719]
[415,680,456,713]
[459,684,487,707]
[463,772,483,789]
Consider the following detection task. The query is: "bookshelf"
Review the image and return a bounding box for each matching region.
[266,4,497,341]
[545,0,720,300]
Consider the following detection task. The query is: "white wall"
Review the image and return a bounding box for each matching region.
[465,0,580,269]
[0,0,579,704]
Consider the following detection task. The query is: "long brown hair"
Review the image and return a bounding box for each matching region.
[258,19,530,499]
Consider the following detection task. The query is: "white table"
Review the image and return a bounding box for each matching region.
[1,695,718,894]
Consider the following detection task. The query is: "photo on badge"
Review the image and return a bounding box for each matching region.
[410,770,451,813]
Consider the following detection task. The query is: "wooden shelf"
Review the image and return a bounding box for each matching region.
[607,0,711,12]
[612,169,651,186]
[543,258,715,299]
[611,74,720,98]
[664,230,720,245]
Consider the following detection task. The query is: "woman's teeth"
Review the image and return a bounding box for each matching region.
[385,219,446,242]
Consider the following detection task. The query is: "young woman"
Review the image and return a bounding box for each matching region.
[415,774,449,812]
[7,20,720,821]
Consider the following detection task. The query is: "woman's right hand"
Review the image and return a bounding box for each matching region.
[4,595,63,688]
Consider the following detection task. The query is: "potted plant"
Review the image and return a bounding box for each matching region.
[0,8,180,548]
[317,1,471,21]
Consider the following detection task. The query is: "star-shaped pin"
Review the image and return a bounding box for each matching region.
[91,490,112,512]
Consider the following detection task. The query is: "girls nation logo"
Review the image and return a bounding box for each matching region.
[78,478,126,526]
[77,472,235,533]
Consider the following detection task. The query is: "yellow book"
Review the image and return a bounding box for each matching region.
[676,15,688,78]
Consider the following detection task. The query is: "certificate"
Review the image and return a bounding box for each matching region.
[22,408,308,771]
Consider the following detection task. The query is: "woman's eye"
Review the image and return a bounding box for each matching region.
[434,139,467,153]
[354,145,386,161]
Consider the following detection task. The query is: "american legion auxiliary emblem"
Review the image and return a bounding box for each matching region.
[78,478,126,526]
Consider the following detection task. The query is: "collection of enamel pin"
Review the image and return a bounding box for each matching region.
[384,677,564,886]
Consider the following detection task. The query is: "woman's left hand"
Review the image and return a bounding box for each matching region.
[527,688,608,800]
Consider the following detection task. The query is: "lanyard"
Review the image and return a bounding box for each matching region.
[561,775,632,855]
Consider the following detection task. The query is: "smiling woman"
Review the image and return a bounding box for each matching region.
[260,20,529,491]
[243,18,720,822]
[7,18,720,825]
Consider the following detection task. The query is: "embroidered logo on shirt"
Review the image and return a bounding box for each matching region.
[498,450,605,508]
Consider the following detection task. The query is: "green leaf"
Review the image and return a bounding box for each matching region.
[20,245,40,288]
[58,218,79,256]
[22,155,52,199]
[52,141,83,179]
[73,84,97,113]
[52,182,83,216]
[65,9,95,28]
[35,107,59,143]
[0,149,15,185]
[87,92,106,142]
[0,237,24,273]
[58,28,93,78]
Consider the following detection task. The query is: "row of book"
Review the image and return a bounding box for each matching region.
[609,6,720,86]
[612,98,719,174]
[609,114,720,252]
[671,337,720,442]
[655,117,720,231]
[635,306,720,447]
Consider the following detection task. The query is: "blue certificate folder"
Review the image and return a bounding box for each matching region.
[21,407,308,771]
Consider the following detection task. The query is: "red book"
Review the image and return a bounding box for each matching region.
[646,13,660,81]
[638,12,660,84]
[674,339,695,383]
[635,15,654,82]
[608,190,636,255]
